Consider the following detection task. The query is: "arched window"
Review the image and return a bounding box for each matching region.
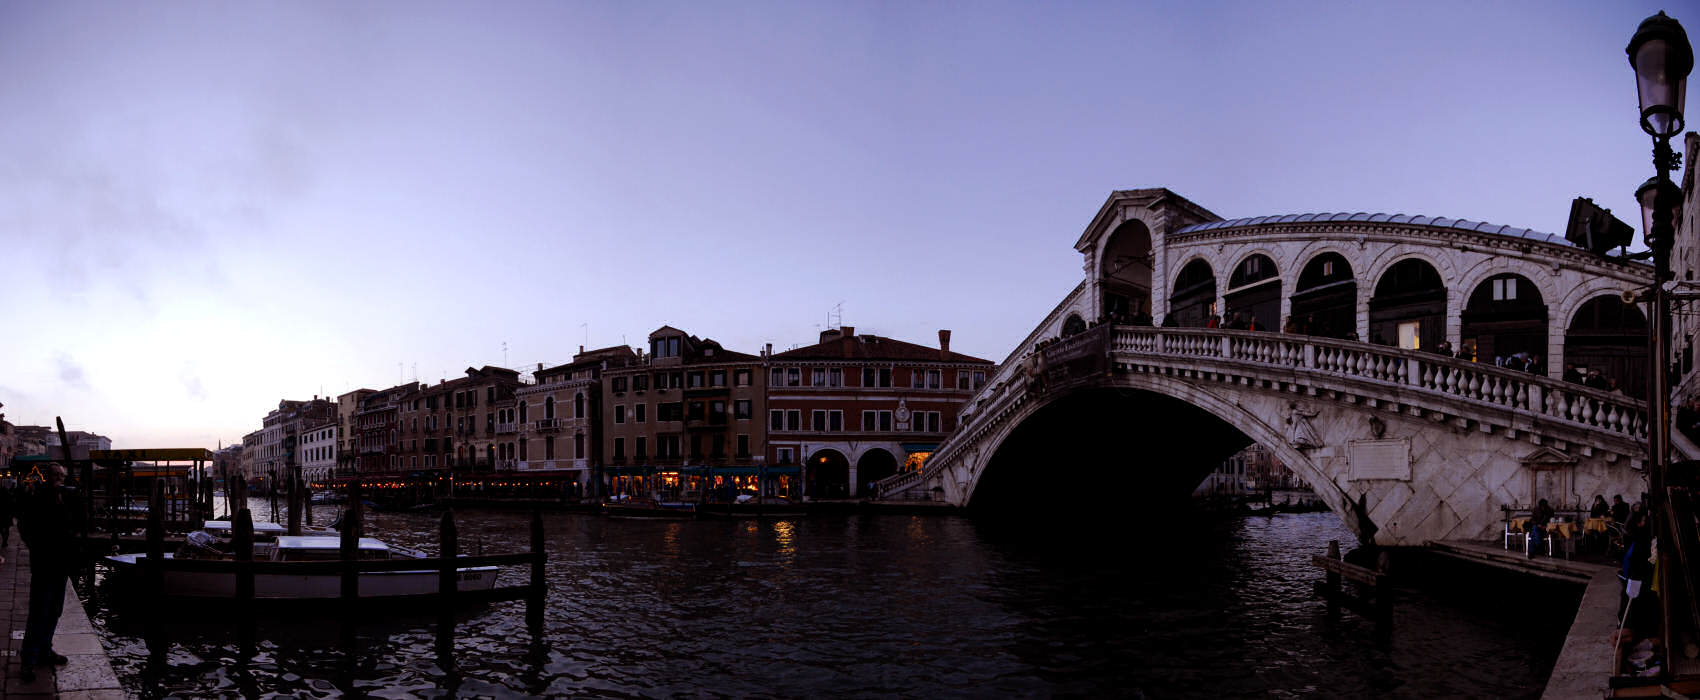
[575,393,585,419]
[545,396,555,420]
[1062,314,1087,336]
[519,401,528,423]
[574,433,584,459]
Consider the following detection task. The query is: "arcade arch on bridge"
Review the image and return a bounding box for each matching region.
[1460,274,1547,365]
[1369,258,1446,350]
[857,448,899,491]
[1099,219,1153,323]
[1289,252,1357,340]
[1169,259,1216,327]
[1565,295,1648,397]
[1223,253,1279,331]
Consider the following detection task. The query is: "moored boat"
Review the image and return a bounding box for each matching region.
[103,521,498,599]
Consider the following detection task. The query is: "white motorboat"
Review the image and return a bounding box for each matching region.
[104,521,499,600]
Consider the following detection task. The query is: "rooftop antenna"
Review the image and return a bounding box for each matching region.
[502,341,509,367]
[412,363,417,382]
[829,301,843,329]
[581,323,589,348]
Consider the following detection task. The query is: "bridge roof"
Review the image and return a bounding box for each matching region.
[1173,212,1572,247]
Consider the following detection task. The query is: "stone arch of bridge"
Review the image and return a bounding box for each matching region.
[1223,247,1285,330]
[1098,218,1155,321]
[1454,258,1563,326]
[1168,255,1219,327]
[1290,247,1359,340]
[960,375,1364,540]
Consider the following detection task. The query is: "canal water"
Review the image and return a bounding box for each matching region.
[83,503,1578,698]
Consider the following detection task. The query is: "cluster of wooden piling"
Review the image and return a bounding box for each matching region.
[1312,540,1393,637]
[138,479,548,668]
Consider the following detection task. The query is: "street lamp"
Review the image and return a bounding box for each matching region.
[1628,9,1691,668]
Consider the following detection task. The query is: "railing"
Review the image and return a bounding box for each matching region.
[534,418,561,432]
[1108,327,1648,442]
[496,422,517,435]
[880,324,1651,500]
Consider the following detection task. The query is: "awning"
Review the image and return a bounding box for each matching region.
[761,466,801,476]
[603,465,656,477]
[901,443,938,453]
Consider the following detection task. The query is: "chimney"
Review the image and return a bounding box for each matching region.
[820,328,842,344]
[580,345,585,354]
[537,362,543,371]
[842,326,854,338]
[939,330,952,359]
[764,342,773,358]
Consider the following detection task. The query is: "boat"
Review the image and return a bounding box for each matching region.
[103,520,499,599]
[601,501,698,520]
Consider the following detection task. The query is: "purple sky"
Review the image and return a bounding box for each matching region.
[0,1,1685,448]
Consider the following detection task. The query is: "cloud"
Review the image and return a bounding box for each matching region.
[55,353,88,390]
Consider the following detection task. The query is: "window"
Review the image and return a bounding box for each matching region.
[862,410,876,431]
[575,433,584,459]
[545,436,555,460]
[710,400,726,421]
[862,367,892,388]
[812,409,827,430]
[787,368,801,386]
[636,404,647,423]
[613,377,628,393]
[879,410,892,431]
[1323,260,1335,276]
[828,368,842,387]
[735,399,752,419]
[777,447,795,464]
[771,410,785,431]
[1492,277,1517,301]
[519,439,527,461]
[689,372,705,388]
[928,370,941,389]
[813,368,827,386]
[770,368,784,386]
[655,372,669,390]
[634,375,648,391]
[575,393,585,418]
[959,370,987,391]
[545,397,556,420]
[736,370,751,386]
[615,405,626,424]
[786,409,801,431]
[737,434,750,457]
[519,402,528,423]
[711,370,726,387]
[670,373,683,389]
[712,434,725,458]
[690,435,703,459]
[613,437,625,459]
[636,436,647,459]
[659,402,683,421]
[912,369,926,388]
[688,401,705,421]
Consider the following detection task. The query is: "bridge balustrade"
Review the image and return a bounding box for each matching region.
[879,325,1651,501]
[1110,327,1647,442]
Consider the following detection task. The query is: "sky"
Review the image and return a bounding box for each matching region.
[0,0,1689,448]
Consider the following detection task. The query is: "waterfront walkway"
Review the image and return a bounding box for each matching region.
[0,528,125,699]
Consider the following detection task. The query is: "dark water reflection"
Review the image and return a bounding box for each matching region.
[84,503,1574,698]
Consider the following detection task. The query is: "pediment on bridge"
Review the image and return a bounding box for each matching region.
[1518,446,1577,470]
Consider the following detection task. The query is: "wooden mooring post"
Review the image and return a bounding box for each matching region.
[528,510,545,637]
[437,510,458,662]
[340,479,364,651]
[1312,539,1393,637]
[144,481,167,659]
[235,508,256,658]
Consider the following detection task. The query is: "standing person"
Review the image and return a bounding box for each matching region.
[1611,495,1631,523]
[1528,498,1554,558]
[17,464,82,682]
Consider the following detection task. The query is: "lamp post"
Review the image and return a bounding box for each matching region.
[1628,9,1691,661]
[1628,10,1691,496]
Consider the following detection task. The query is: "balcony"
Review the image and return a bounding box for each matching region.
[535,418,561,432]
[497,422,517,435]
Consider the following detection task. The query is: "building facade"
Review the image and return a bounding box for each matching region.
[512,346,635,494]
[336,389,374,480]
[299,420,337,485]
[355,383,415,475]
[601,327,768,499]
[258,398,335,489]
[767,327,992,499]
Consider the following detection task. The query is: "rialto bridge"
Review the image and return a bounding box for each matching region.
[878,188,1675,546]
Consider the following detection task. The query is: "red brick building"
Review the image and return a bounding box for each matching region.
[355,383,415,474]
[766,327,992,499]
